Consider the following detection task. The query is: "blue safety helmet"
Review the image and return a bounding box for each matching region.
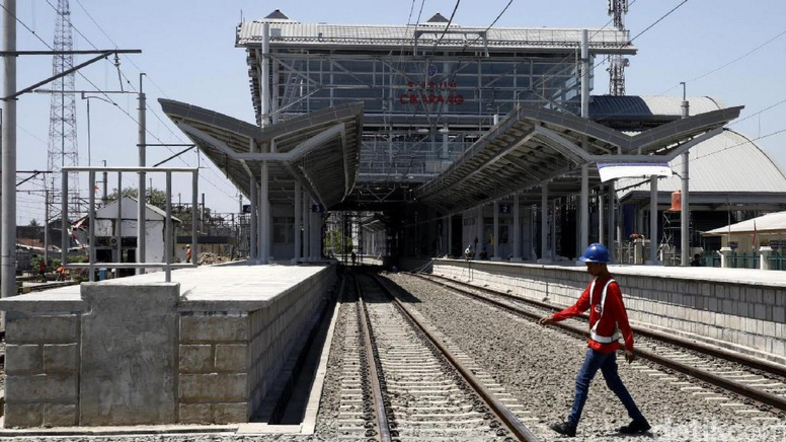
[579,243,611,263]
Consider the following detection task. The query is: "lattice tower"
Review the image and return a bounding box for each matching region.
[607,0,629,96]
[47,0,80,221]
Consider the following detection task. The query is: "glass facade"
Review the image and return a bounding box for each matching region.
[269,49,592,181]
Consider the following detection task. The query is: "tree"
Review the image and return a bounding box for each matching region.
[325,230,353,255]
[29,219,40,227]
[108,187,168,210]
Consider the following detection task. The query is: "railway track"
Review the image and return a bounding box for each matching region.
[413,272,786,420]
[333,272,541,441]
[17,280,79,295]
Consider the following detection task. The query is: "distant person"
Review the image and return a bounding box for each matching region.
[464,244,474,260]
[351,251,357,266]
[186,245,192,262]
[690,253,701,267]
[538,243,650,437]
[37,258,47,282]
[56,265,66,281]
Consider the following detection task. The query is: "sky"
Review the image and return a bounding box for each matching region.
[6,0,786,225]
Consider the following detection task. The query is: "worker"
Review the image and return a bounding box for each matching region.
[538,243,650,437]
[186,245,192,262]
[56,265,66,281]
[36,257,46,282]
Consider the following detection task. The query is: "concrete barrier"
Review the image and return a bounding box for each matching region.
[0,264,336,428]
[434,259,786,365]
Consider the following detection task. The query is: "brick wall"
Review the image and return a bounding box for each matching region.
[435,260,786,364]
[4,313,80,427]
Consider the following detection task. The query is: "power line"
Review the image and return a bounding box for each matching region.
[730,97,786,127]
[14,1,237,200]
[686,28,786,84]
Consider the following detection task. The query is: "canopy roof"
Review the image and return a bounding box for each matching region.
[159,99,363,209]
[414,104,742,213]
[704,211,786,236]
[617,130,786,210]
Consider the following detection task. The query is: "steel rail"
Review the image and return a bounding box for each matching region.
[370,274,542,442]
[414,273,786,413]
[354,276,392,442]
[421,272,786,379]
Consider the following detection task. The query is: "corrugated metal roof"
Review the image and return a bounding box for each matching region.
[590,95,727,120]
[237,22,635,53]
[704,211,786,235]
[617,130,786,196]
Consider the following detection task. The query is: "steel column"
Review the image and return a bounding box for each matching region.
[165,172,172,282]
[512,194,521,261]
[294,182,301,263]
[259,161,269,263]
[580,164,589,254]
[191,171,199,265]
[136,74,146,275]
[598,191,605,245]
[607,182,616,262]
[250,182,258,260]
[115,172,122,272]
[88,171,95,281]
[492,201,499,260]
[649,176,659,264]
[539,183,549,262]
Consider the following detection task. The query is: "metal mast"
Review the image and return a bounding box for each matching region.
[47,0,80,222]
[607,0,629,96]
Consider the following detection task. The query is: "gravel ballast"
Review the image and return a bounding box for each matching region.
[382,272,786,442]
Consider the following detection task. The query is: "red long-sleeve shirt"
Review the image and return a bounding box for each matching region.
[551,273,634,353]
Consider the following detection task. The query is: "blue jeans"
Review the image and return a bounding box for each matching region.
[567,348,645,427]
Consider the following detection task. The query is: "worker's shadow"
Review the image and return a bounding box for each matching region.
[600,430,656,439]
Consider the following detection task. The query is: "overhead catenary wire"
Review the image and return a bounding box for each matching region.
[12,1,237,200]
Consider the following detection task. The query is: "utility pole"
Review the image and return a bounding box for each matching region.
[44,188,50,264]
[102,160,108,206]
[680,82,690,266]
[2,0,19,308]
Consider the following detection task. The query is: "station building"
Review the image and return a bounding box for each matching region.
[163,9,786,266]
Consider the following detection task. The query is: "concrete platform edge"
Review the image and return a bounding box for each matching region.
[301,283,344,434]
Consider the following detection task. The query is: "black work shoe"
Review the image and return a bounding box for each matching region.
[619,419,651,435]
[549,421,577,437]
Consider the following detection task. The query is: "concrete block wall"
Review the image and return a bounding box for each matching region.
[435,260,786,364]
[247,268,334,413]
[2,264,337,428]
[178,312,251,424]
[4,313,81,427]
[177,265,337,425]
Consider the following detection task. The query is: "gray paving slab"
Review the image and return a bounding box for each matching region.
[440,258,786,287]
[0,263,329,313]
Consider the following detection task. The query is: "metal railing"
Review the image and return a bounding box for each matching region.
[62,166,199,282]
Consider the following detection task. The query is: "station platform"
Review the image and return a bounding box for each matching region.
[0,262,338,428]
[434,258,786,365]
